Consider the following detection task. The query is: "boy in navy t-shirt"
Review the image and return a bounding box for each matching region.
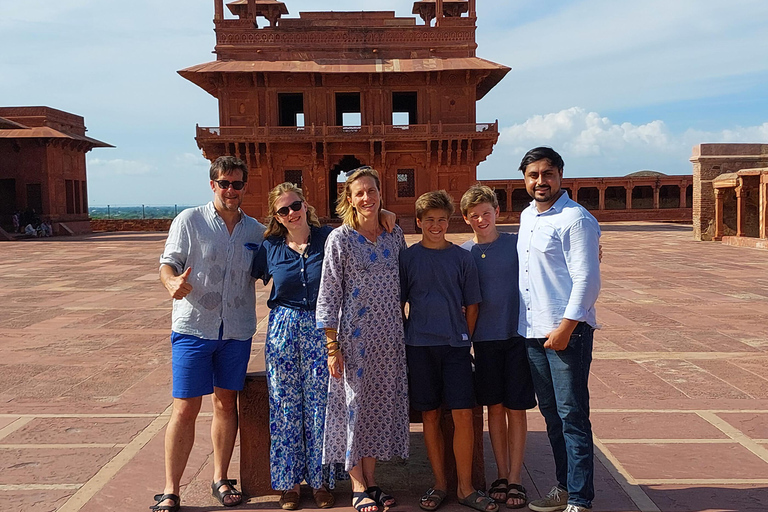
[459,185,537,509]
[400,190,497,512]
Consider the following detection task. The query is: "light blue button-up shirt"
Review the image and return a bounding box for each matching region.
[160,202,265,341]
[517,191,601,339]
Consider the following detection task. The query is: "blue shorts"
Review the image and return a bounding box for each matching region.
[406,345,475,411]
[171,331,253,399]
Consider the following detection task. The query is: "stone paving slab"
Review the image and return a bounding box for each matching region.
[0,224,767,511]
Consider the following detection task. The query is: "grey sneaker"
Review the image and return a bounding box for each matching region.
[563,506,591,512]
[528,486,568,512]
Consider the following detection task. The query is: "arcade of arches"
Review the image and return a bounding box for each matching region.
[482,171,693,223]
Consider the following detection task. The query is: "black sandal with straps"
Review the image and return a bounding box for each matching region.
[150,493,180,512]
[211,479,243,507]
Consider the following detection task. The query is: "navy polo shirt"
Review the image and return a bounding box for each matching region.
[251,224,333,310]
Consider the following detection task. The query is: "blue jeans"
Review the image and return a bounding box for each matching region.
[526,322,594,509]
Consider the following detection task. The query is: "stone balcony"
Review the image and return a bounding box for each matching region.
[196,121,499,144]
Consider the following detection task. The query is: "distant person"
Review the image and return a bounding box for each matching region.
[12,211,20,233]
[399,190,495,512]
[152,156,264,512]
[39,220,52,237]
[24,223,37,237]
[459,185,536,509]
[251,182,395,510]
[316,167,408,512]
[517,147,601,512]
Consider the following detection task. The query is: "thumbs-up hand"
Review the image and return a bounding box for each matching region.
[166,267,194,300]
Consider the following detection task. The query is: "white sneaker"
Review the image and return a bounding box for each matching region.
[528,486,568,512]
[563,505,591,512]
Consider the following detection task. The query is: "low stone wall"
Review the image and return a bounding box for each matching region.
[90,219,172,232]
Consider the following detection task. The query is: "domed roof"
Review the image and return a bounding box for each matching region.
[625,170,668,178]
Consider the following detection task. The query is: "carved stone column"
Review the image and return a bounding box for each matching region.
[653,184,660,210]
[735,179,745,237]
[680,182,688,208]
[626,186,633,210]
[598,185,606,211]
[714,188,724,241]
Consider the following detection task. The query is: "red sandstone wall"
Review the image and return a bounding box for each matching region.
[90,219,173,232]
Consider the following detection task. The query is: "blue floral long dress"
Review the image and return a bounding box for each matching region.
[316,224,410,471]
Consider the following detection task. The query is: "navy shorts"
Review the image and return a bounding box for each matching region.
[171,331,252,399]
[473,336,537,410]
[406,345,476,411]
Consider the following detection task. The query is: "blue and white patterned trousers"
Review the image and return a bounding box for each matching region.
[266,306,338,490]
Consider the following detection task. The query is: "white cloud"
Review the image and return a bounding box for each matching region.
[88,158,154,176]
[483,107,768,179]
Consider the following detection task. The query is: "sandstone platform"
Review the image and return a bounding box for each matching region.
[0,222,767,511]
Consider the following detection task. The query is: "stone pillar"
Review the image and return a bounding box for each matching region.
[214,0,224,20]
[469,0,477,18]
[680,182,688,208]
[436,0,444,24]
[598,186,606,210]
[761,175,768,239]
[735,179,745,237]
[626,186,633,210]
[653,184,660,210]
[239,372,272,497]
[714,188,724,241]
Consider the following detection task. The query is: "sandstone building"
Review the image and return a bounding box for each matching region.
[0,107,111,235]
[180,0,508,225]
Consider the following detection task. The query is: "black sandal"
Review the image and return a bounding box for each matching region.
[366,486,396,508]
[150,493,180,512]
[488,479,508,503]
[353,491,379,512]
[505,484,527,509]
[211,479,243,507]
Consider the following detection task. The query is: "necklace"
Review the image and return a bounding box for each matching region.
[477,239,496,259]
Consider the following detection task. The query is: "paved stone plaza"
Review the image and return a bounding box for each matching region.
[1,223,767,511]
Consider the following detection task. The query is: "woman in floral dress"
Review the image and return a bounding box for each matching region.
[316,167,409,512]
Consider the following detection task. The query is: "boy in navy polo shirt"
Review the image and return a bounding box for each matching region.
[400,190,497,512]
[460,185,537,509]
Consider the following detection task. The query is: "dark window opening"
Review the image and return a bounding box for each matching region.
[631,186,654,209]
[577,187,599,210]
[278,93,305,127]
[604,186,626,210]
[686,184,693,208]
[284,170,303,189]
[0,179,16,215]
[397,169,415,198]
[511,189,530,212]
[659,185,680,209]
[562,187,572,199]
[27,183,43,215]
[495,189,508,212]
[392,92,418,125]
[336,93,361,127]
[81,181,88,215]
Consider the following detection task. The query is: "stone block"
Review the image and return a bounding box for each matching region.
[238,371,272,497]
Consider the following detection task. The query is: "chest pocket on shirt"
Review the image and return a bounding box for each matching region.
[531,225,558,253]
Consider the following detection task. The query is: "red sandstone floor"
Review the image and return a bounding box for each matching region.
[0,223,767,512]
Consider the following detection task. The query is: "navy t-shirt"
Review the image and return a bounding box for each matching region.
[460,232,520,342]
[251,224,333,310]
[399,242,482,347]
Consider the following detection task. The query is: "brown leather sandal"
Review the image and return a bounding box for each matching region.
[313,486,335,509]
[280,490,301,510]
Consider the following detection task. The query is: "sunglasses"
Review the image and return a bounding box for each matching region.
[214,179,246,191]
[275,200,303,217]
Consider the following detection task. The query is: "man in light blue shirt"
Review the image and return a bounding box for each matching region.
[516,147,601,512]
[153,156,265,511]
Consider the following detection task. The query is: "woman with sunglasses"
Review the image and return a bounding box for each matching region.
[252,182,395,510]
[316,167,409,512]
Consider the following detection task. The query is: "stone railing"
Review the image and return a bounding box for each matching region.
[196,121,498,142]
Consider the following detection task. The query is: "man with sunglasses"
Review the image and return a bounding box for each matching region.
[154,156,265,511]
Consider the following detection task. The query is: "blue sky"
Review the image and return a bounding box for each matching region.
[1,0,767,205]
